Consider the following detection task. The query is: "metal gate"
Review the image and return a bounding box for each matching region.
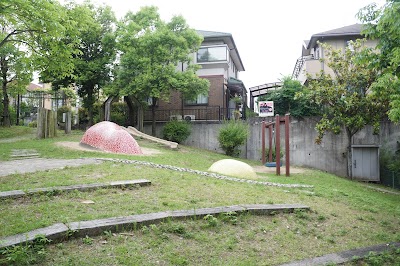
[352,145,380,181]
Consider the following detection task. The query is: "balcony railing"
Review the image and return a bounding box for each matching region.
[143,106,241,122]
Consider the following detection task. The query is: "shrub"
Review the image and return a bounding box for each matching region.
[28,121,37,128]
[57,105,71,124]
[218,120,249,157]
[163,120,191,143]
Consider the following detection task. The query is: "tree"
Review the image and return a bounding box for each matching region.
[42,1,117,127]
[0,0,79,127]
[358,1,400,122]
[116,6,209,135]
[302,40,385,178]
[258,76,320,117]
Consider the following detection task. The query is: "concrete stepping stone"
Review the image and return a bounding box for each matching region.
[10,149,40,159]
[0,204,309,249]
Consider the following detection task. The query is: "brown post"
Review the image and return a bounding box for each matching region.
[262,121,266,164]
[268,125,273,162]
[285,114,290,177]
[275,115,280,176]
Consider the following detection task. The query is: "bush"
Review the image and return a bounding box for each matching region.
[28,121,37,128]
[57,105,71,124]
[218,120,249,157]
[163,120,191,143]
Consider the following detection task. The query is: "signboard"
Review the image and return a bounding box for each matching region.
[258,101,274,117]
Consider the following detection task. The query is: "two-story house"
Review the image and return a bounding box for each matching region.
[144,30,246,122]
[292,24,378,84]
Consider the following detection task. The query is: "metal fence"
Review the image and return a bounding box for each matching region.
[143,106,240,122]
[380,168,400,189]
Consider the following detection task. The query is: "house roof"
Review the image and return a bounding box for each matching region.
[227,77,246,95]
[196,30,245,71]
[307,24,364,49]
[27,82,51,92]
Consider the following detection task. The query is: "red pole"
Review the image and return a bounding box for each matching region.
[285,114,290,177]
[275,115,280,176]
[262,121,265,164]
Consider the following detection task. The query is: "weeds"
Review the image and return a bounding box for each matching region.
[0,235,51,266]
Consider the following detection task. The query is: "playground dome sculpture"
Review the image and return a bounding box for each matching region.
[208,159,257,179]
[80,121,143,155]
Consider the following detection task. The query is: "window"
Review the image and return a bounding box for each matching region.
[185,94,208,105]
[197,46,228,63]
[346,40,355,52]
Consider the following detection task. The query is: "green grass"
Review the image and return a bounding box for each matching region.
[0,129,399,265]
[0,126,35,139]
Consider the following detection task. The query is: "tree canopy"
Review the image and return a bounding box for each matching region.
[0,0,81,126]
[40,1,117,127]
[301,40,386,177]
[258,76,320,117]
[358,0,400,122]
[116,6,209,135]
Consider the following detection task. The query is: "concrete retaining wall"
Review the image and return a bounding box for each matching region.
[143,118,400,178]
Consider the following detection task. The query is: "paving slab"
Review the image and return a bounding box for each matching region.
[0,158,102,177]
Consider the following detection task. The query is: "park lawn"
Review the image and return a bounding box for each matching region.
[0,127,399,265]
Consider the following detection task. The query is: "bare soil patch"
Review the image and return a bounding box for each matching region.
[55,141,162,156]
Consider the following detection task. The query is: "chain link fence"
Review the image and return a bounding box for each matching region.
[380,168,400,189]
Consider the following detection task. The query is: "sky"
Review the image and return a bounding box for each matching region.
[77,0,385,89]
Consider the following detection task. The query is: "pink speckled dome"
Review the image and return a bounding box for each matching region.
[80,121,142,155]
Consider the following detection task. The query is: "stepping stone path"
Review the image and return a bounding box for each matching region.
[0,204,309,249]
[10,149,40,160]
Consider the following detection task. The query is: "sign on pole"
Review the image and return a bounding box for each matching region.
[258,101,274,117]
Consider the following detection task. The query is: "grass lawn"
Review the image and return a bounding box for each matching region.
[0,126,399,265]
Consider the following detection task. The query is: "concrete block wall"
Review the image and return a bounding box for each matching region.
[143,117,400,178]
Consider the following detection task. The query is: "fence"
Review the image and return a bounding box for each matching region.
[143,106,239,122]
[380,168,400,189]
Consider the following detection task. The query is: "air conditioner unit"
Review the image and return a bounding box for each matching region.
[169,115,182,121]
[184,115,195,121]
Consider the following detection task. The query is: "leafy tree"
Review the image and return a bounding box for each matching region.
[358,1,400,122]
[258,76,320,117]
[42,1,117,127]
[302,40,385,178]
[116,6,209,135]
[0,0,79,127]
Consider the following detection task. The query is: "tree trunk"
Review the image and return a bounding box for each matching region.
[1,56,10,127]
[151,97,157,136]
[87,87,94,127]
[124,96,135,126]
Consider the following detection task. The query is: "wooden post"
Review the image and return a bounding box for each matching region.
[285,114,290,177]
[275,115,280,176]
[37,108,57,139]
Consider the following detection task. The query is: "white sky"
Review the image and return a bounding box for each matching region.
[76,0,385,89]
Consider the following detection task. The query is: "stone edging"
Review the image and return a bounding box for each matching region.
[0,204,309,249]
[279,242,400,266]
[98,158,314,188]
[0,179,151,200]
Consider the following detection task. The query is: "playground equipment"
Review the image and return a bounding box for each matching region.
[261,114,290,176]
[124,126,178,149]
